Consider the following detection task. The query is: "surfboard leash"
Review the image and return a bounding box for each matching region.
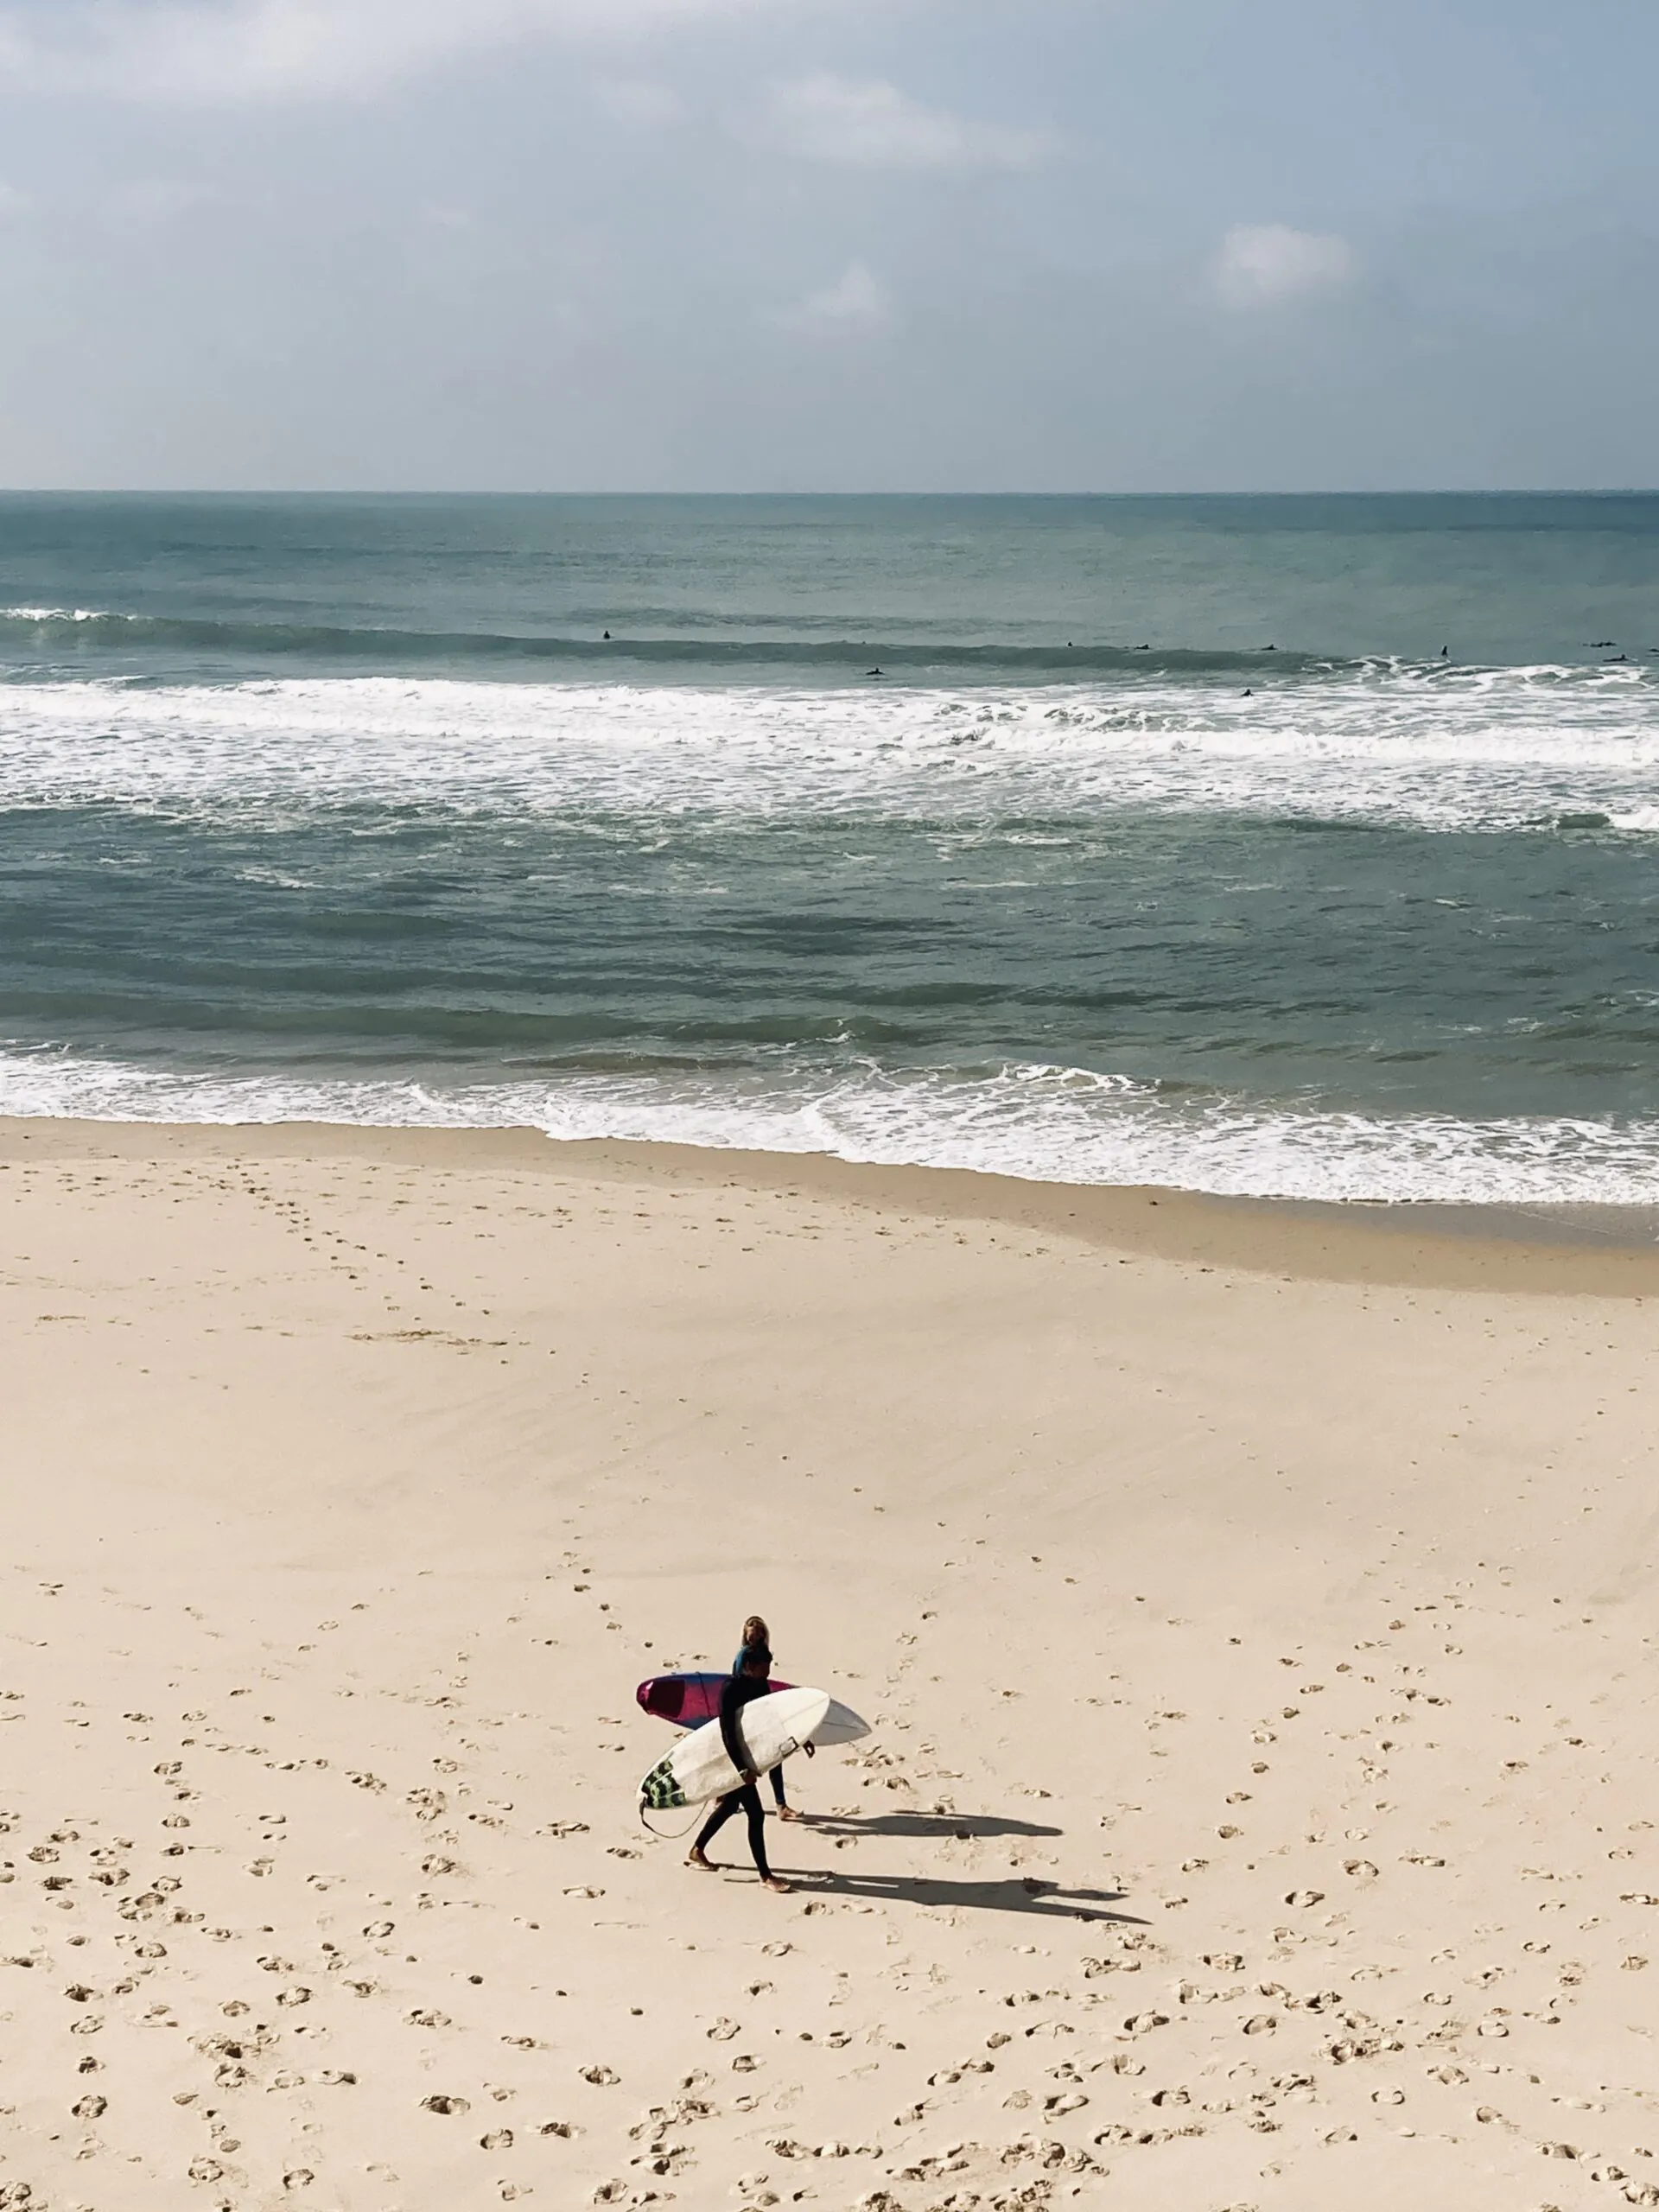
[638,1798,701,1842]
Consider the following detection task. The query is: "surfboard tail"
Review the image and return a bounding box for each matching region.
[639,1755,688,1813]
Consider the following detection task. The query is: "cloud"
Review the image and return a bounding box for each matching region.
[751,73,1052,171]
[590,76,685,128]
[0,0,778,103]
[1213,223,1356,308]
[772,258,889,336]
[102,177,219,231]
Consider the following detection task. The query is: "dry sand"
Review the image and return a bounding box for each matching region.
[3,1118,1658,2212]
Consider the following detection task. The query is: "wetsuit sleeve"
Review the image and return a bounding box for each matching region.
[717,1675,753,1775]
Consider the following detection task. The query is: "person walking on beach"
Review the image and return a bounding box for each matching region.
[735,1612,804,1821]
[686,1636,791,1892]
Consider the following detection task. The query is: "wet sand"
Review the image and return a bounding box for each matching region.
[3,1118,1658,2211]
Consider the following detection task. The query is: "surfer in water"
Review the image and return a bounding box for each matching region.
[736,1613,804,1820]
[686,1636,792,1893]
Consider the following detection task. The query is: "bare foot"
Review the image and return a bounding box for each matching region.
[763,1875,793,1894]
[687,1847,715,1871]
[777,1805,801,1821]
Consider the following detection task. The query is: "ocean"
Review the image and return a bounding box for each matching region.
[3,491,1657,1205]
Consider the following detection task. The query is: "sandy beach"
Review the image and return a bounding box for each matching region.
[3,1117,1658,2212]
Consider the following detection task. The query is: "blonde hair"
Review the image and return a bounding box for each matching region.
[741,1614,771,1651]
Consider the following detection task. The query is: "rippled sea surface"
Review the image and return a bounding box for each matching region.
[3,492,1658,1202]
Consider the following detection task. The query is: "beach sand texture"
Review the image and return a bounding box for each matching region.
[3,1120,1658,2212]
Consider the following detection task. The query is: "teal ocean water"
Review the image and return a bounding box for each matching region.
[3,492,1658,1203]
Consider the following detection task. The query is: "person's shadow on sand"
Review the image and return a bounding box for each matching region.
[777,1866,1144,1923]
[802,1811,1062,1841]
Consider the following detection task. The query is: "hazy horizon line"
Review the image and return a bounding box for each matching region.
[5,485,1659,502]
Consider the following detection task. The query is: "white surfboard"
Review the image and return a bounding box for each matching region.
[810,1696,870,1748]
[640,1686,830,1813]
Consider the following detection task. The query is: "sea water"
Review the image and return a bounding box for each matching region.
[3,491,1658,1205]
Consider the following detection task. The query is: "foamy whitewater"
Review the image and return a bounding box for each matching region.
[3,493,1658,1205]
[4,664,1659,834]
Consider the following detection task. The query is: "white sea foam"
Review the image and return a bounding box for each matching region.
[1,606,110,623]
[1,665,1656,834]
[3,1046,1657,1207]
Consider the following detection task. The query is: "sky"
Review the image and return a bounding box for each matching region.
[2,0,1657,492]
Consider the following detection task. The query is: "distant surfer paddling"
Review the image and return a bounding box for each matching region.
[686,1629,792,1892]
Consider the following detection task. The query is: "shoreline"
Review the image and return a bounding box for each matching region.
[5,1112,1659,1294]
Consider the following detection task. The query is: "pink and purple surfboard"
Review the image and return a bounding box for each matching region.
[636,1671,790,1728]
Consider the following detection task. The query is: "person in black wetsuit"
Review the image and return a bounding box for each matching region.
[734,1611,808,1821]
[686,1640,792,1893]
